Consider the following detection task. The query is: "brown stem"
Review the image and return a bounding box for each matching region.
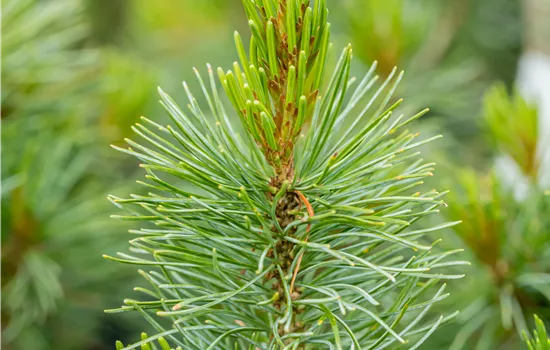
[289,191,314,294]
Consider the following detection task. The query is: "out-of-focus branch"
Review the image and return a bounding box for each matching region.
[409,0,470,72]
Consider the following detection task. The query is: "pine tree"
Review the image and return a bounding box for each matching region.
[106,1,465,348]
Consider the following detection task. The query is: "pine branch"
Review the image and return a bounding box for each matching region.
[523,315,550,350]
[106,0,464,348]
[440,169,550,349]
[1,132,131,347]
[2,0,94,119]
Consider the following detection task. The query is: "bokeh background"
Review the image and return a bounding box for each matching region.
[2,0,549,349]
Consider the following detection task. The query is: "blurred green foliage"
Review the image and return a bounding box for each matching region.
[1,0,548,349]
[1,0,93,113]
[437,171,549,349]
[484,83,539,178]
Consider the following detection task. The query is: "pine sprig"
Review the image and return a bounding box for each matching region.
[523,315,550,350]
[106,0,464,348]
[229,0,330,179]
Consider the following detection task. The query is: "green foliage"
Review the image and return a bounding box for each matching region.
[431,79,549,348]
[345,0,437,76]
[2,0,92,345]
[115,332,182,350]
[106,0,464,348]
[1,0,146,348]
[483,83,540,178]
[344,0,485,142]
[427,86,550,348]
[2,0,540,349]
[0,131,130,348]
[523,315,550,350]
[1,0,95,123]
[97,50,156,142]
[442,170,550,348]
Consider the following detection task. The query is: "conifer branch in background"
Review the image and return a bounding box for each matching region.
[442,170,550,348]
[432,84,550,349]
[2,1,145,348]
[484,83,540,179]
[106,0,464,348]
[523,315,550,350]
[2,0,94,122]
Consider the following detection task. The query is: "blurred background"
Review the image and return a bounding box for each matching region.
[1,0,549,349]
